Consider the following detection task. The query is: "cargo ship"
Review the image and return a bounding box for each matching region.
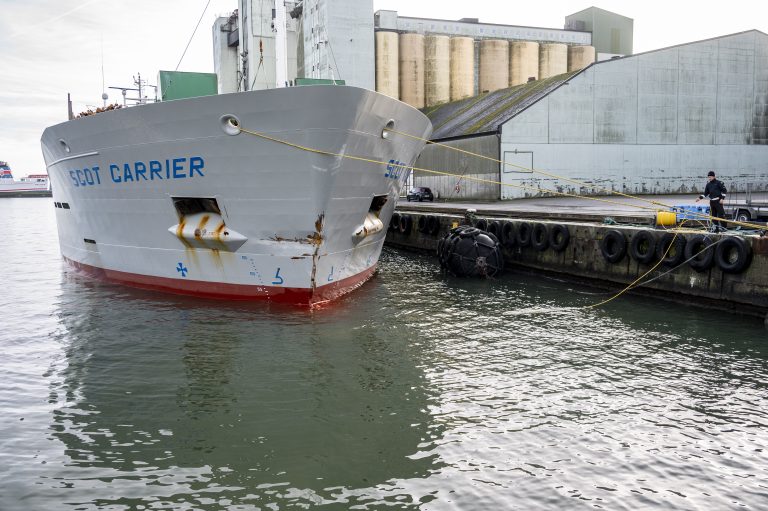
[41,85,431,305]
[0,162,51,197]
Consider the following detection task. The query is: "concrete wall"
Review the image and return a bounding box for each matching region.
[500,31,768,199]
[213,17,240,94]
[386,213,768,318]
[413,135,500,200]
[565,7,633,55]
[375,10,591,45]
[238,0,299,90]
[303,0,375,89]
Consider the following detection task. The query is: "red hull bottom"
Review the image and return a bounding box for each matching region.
[63,256,377,306]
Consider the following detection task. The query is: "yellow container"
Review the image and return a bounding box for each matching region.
[656,211,677,226]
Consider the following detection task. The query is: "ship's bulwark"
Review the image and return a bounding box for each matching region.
[41,86,432,305]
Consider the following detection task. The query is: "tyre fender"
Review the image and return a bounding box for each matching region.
[715,236,752,274]
[418,215,429,233]
[629,230,657,264]
[600,229,627,263]
[398,214,412,235]
[656,233,687,267]
[549,224,570,252]
[531,223,549,251]
[515,222,533,247]
[684,234,715,272]
[501,222,516,248]
[390,213,401,231]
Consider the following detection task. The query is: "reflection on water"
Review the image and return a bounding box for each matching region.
[2,198,767,510]
[45,277,439,509]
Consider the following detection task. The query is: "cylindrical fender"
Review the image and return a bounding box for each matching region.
[715,236,752,274]
[531,223,549,251]
[475,218,488,231]
[549,224,570,252]
[600,229,627,263]
[629,230,657,264]
[684,234,715,272]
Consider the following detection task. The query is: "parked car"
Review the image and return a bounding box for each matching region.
[406,187,434,202]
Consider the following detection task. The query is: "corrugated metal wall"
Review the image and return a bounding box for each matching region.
[500,31,768,199]
[413,135,500,200]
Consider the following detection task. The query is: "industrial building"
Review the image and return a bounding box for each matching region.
[213,1,625,105]
[414,30,768,200]
[371,9,628,109]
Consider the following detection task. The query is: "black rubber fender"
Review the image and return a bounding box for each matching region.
[549,224,570,252]
[684,234,715,272]
[656,232,687,267]
[531,223,549,251]
[488,220,502,239]
[515,222,533,247]
[475,218,488,231]
[501,222,516,248]
[417,215,429,233]
[390,212,400,231]
[427,215,441,235]
[629,230,657,264]
[715,236,752,274]
[398,214,412,235]
[437,228,504,278]
[600,229,627,263]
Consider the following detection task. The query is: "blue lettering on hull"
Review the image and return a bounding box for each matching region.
[66,156,205,188]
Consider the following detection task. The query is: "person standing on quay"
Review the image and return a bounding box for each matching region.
[695,170,728,231]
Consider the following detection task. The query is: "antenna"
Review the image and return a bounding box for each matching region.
[101,34,107,107]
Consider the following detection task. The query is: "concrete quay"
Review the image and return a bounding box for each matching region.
[386,197,768,321]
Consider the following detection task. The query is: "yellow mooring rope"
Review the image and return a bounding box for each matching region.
[236,120,764,230]
[235,121,759,309]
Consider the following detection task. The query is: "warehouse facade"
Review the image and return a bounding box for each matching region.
[415,30,768,200]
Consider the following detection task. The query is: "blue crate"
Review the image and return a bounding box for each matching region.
[671,205,710,221]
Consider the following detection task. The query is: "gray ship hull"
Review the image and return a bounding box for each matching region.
[41,86,431,305]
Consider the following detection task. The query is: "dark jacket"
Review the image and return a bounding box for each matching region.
[700,179,727,201]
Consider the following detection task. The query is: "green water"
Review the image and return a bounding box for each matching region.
[2,198,767,510]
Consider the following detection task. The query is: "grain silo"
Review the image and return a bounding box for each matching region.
[567,45,596,72]
[450,36,475,101]
[509,41,539,86]
[425,35,450,107]
[479,39,510,93]
[539,43,568,79]
[375,31,400,99]
[399,33,425,108]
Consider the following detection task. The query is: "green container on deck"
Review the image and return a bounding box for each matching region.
[294,78,345,86]
[158,71,218,101]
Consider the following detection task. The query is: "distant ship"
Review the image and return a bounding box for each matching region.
[0,161,51,197]
[41,86,431,305]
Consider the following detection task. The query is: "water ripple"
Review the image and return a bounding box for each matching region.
[0,199,767,510]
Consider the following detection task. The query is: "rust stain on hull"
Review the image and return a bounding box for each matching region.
[310,213,325,295]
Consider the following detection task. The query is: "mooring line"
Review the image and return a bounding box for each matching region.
[235,122,765,230]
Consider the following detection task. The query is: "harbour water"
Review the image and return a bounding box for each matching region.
[2,197,767,510]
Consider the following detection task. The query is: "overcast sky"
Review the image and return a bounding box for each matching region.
[1,0,766,174]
